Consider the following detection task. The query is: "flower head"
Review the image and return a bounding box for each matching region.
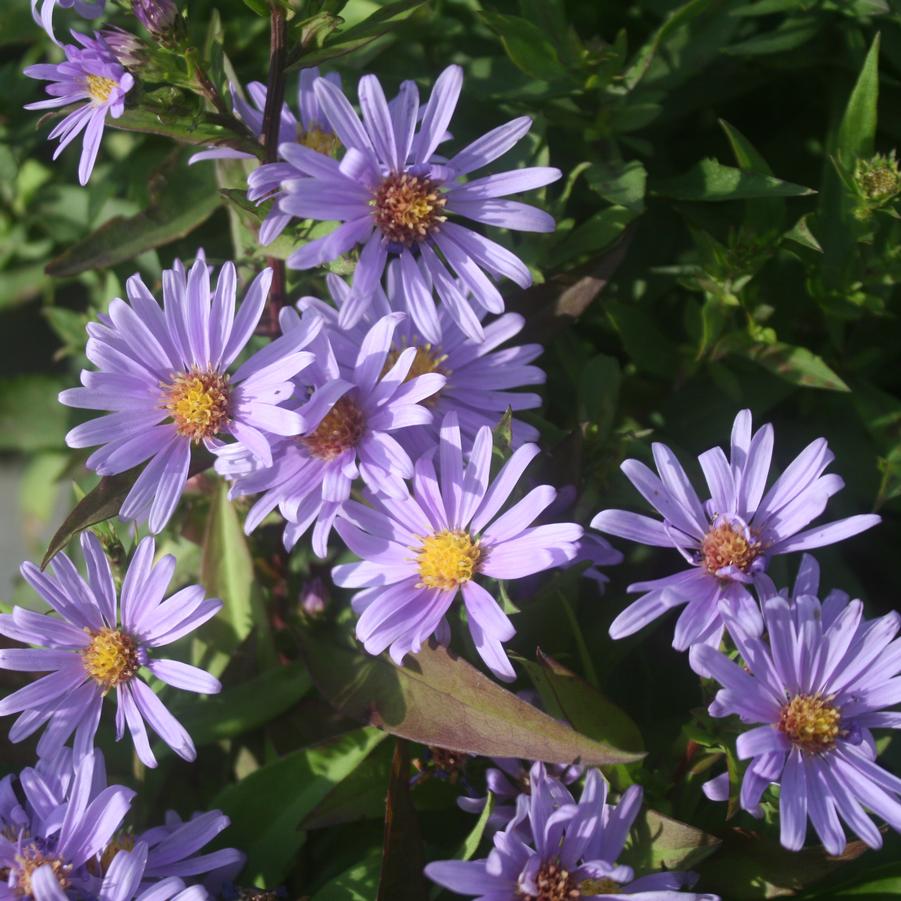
[592,409,880,651]
[59,256,320,532]
[132,0,178,39]
[331,413,582,680]
[264,65,560,342]
[0,533,223,768]
[696,592,901,856]
[24,30,133,185]
[427,763,718,899]
[215,311,443,557]
[299,262,545,456]
[31,0,106,44]
[190,68,341,246]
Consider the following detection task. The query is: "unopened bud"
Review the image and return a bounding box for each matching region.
[100,26,146,69]
[298,577,328,618]
[853,151,901,203]
[132,0,179,39]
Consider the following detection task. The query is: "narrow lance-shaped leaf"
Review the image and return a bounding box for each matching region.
[653,159,815,202]
[298,627,643,766]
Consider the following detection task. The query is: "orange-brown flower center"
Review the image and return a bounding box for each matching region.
[301,395,366,460]
[371,172,446,246]
[81,628,139,691]
[519,860,581,900]
[162,368,231,442]
[701,521,761,576]
[12,845,72,898]
[778,694,842,754]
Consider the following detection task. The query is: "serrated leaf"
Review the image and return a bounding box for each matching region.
[45,150,221,278]
[654,159,815,202]
[299,627,643,766]
[213,727,387,885]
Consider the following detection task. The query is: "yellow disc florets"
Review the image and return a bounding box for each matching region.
[371,172,447,246]
[86,74,117,103]
[700,521,762,577]
[382,341,448,405]
[81,628,140,691]
[301,395,366,461]
[162,368,231,442]
[416,530,481,591]
[778,694,842,754]
[299,127,340,156]
[12,845,72,898]
[521,860,580,901]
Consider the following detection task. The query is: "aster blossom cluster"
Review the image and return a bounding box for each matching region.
[14,4,899,898]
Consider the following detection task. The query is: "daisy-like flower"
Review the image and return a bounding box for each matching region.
[59,256,321,533]
[215,310,443,557]
[427,763,718,900]
[190,68,341,246]
[32,0,106,44]
[0,533,222,768]
[24,31,132,186]
[0,751,209,900]
[299,261,545,457]
[331,412,582,680]
[591,409,880,652]
[265,65,560,342]
[695,592,901,856]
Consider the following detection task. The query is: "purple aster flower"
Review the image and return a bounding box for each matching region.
[331,413,582,680]
[214,310,444,557]
[265,65,560,342]
[427,762,718,899]
[0,532,223,768]
[695,592,901,856]
[0,751,146,901]
[190,68,341,246]
[591,409,880,652]
[299,260,545,455]
[24,31,133,186]
[32,0,106,44]
[59,256,321,532]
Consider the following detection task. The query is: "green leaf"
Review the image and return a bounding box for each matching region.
[0,264,51,309]
[835,34,880,166]
[45,150,221,278]
[605,299,679,378]
[0,375,68,453]
[377,740,428,901]
[165,663,312,750]
[579,354,621,441]
[585,160,647,213]
[311,850,382,901]
[455,793,494,863]
[213,727,387,885]
[522,649,644,753]
[299,627,643,766]
[654,159,815,202]
[741,341,850,392]
[621,0,714,91]
[111,106,256,150]
[723,17,820,56]
[622,809,721,872]
[479,12,567,81]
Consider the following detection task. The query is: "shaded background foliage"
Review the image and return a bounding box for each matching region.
[1,0,901,897]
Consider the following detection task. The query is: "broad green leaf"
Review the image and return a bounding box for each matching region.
[19,452,67,544]
[311,850,382,901]
[111,106,257,151]
[299,627,643,766]
[0,375,68,453]
[162,663,312,751]
[522,649,644,753]
[742,341,850,392]
[585,160,647,213]
[621,0,713,91]
[804,862,901,896]
[45,151,221,278]
[0,264,51,309]
[654,159,815,202]
[377,740,428,901]
[548,205,638,268]
[480,12,567,81]
[213,727,387,885]
[622,809,721,872]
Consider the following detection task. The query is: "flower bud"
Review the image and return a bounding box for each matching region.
[298,576,328,618]
[132,0,178,39]
[853,151,901,203]
[99,26,146,69]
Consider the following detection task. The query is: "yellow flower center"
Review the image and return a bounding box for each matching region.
[301,395,366,461]
[86,74,117,103]
[416,530,481,591]
[12,845,72,898]
[81,628,140,691]
[371,172,447,246]
[299,127,339,156]
[162,368,231,442]
[382,342,448,405]
[778,694,842,754]
[700,521,761,576]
